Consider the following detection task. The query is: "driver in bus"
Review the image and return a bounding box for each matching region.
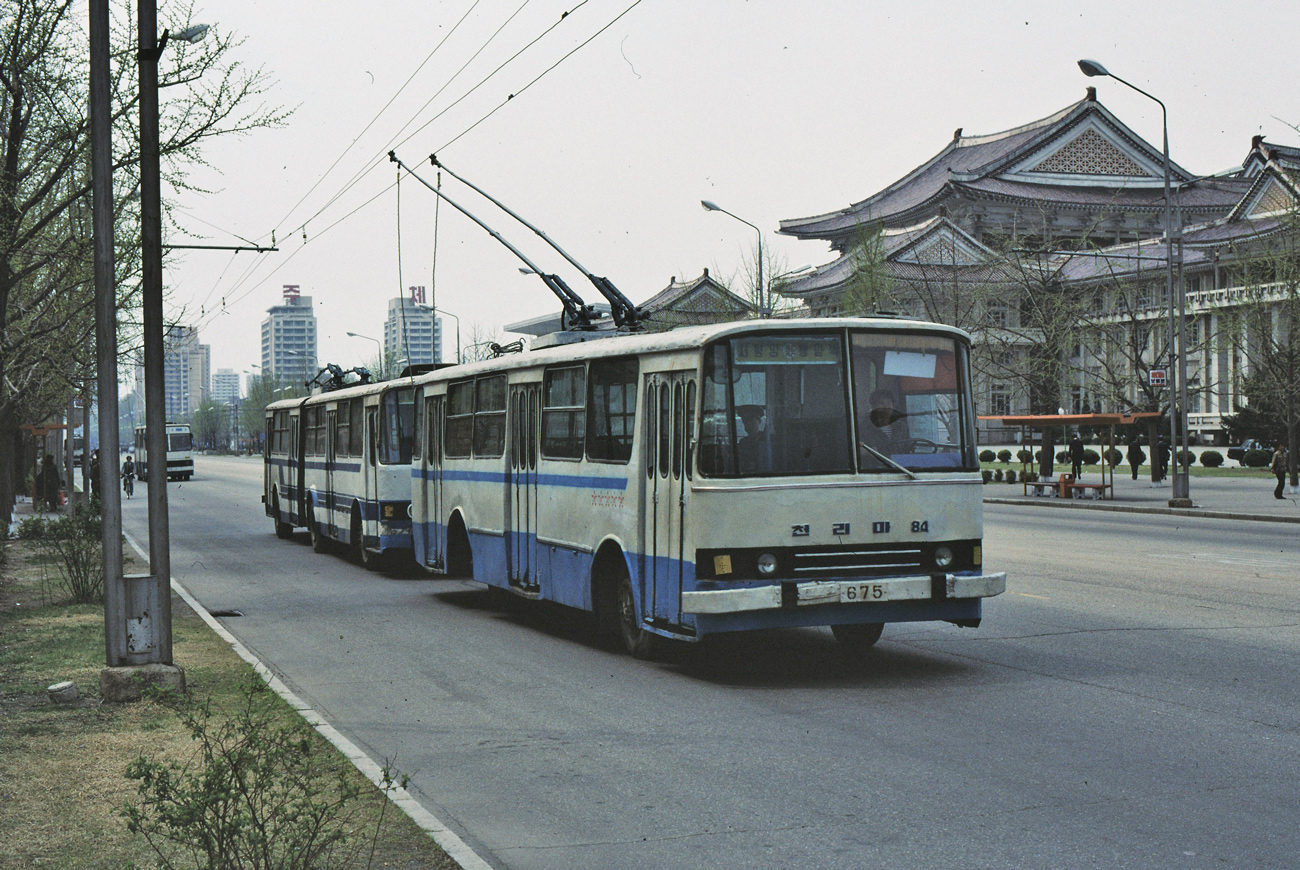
[864,387,909,456]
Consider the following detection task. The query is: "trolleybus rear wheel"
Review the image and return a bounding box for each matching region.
[272,493,293,539]
[830,622,884,650]
[352,507,380,570]
[309,506,328,553]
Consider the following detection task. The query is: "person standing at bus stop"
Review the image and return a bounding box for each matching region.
[1126,437,1144,481]
[1068,433,1085,479]
[1271,445,1288,499]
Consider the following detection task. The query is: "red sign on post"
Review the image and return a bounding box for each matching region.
[1148,368,1167,387]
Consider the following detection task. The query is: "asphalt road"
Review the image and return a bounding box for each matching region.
[123,456,1300,869]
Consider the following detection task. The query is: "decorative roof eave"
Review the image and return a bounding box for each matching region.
[1225,162,1300,223]
[779,94,1198,242]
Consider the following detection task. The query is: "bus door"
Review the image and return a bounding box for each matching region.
[325,410,337,535]
[291,413,304,523]
[642,373,694,628]
[421,395,445,570]
[507,385,540,589]
[365,406,378,541]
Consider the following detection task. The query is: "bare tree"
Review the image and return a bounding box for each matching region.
[0,0,287,525]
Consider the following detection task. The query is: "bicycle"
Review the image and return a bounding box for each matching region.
[122,469,134,498]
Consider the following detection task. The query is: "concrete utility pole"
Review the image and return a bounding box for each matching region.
[93,0,189,700]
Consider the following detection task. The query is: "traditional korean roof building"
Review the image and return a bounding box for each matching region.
[776,88,1298,444]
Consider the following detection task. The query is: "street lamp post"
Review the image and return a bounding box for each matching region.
[702,200,768,316]
[346,331,383,378]
[424,305,461,364]
[1078,59,1190,506]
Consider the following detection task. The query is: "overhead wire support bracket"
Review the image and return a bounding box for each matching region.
[389,151,600,330]
[430,153,644,330]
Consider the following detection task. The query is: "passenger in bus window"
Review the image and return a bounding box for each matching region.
[736,405,771,473]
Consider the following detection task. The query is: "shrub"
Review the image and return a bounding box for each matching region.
[1105,448,1122,467]
[1243,448,1271,468]
[1006,470,1017,483]
[993,469,1003,482]
[979,449,996,463]
[1023,471,1039,482]
[30,503,103,604]
[1017,449,1033,463]
[981,470,993,484]
[1177,449,1196,467]
[125,676,405,870]
[1200,450,1224,468]
[1082,448,1101,465]
[997,449,1012,463]
[1056,450,1068,464]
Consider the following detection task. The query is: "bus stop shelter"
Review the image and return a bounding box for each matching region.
[980,412,1163,499]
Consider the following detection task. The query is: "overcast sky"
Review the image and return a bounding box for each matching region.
[158,0,1299,385]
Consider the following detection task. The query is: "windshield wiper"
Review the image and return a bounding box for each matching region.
[859,442,918,479]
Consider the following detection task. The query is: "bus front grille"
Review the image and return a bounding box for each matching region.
[790,547,924,576]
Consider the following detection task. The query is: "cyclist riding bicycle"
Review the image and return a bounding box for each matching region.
[121,455,135,498]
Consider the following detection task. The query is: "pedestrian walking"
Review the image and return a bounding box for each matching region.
[39,454,60,512]
[1271,445,1288,500]
[1069,433,1085,479]
[89,449,101,502]
[1157,437,1170,482]
[1126,437,1145,481]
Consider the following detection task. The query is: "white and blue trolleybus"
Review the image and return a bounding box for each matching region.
[264,376,416,569]
[407,317,1005,656]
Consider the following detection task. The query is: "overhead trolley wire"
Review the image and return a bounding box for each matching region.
[436,0,646,153]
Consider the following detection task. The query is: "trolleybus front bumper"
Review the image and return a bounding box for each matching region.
[680,572,1006,615]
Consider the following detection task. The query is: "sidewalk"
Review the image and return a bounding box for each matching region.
[983,468,1300,523]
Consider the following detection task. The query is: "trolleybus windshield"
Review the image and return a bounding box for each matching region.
[700,329,976,477]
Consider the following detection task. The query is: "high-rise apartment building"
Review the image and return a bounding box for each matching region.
[134,325,210,420]
[384,285,442,370]
[211,369,241,405]
[261,285,318,385]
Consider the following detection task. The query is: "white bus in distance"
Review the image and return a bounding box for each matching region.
[409,317,1005,657]
[133,422,194,481]
[264,380,416,569]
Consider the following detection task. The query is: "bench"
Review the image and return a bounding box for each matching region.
[1065,482,1111,500]
[1023,481,1058,497]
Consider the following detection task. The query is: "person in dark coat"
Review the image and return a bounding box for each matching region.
[1068,433,1085,479]
[1157,437,1171,481]
[39,454,60,511]
[1126,438,1145,481]
[1039,430,1055,478]
[89,449,101,501]
[1271,445,1288,500]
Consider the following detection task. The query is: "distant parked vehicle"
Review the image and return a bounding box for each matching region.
[1227,439,1272,463]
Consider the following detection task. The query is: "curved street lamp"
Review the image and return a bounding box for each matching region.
[702,200,768,316]
[1078,59,1189,505]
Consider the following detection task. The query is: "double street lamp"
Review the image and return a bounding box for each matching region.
[1078,59,1191,506]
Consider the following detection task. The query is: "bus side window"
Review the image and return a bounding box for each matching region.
[685,381,696,480]
[658,383,670,478]
[645,386,656,478]
[672,382,684,480]
[587,357,638,463]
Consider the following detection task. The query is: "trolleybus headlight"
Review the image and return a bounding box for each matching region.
[933,546,954,569]
[756,553,778,576]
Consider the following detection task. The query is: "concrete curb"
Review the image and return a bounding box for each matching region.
[983,496,1300,524]
[121,529,495,870]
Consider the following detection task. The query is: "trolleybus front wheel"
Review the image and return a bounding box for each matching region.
[831,622,884,650]
[616,575,660,660]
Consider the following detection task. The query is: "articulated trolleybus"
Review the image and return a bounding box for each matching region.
[407,317,1005,657]
[264,376,415,569]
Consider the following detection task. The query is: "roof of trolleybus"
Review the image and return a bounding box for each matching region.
[401,316,974,382]
[265,375,421,413]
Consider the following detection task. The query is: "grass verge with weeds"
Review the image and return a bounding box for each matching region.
[0,535,457,870]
